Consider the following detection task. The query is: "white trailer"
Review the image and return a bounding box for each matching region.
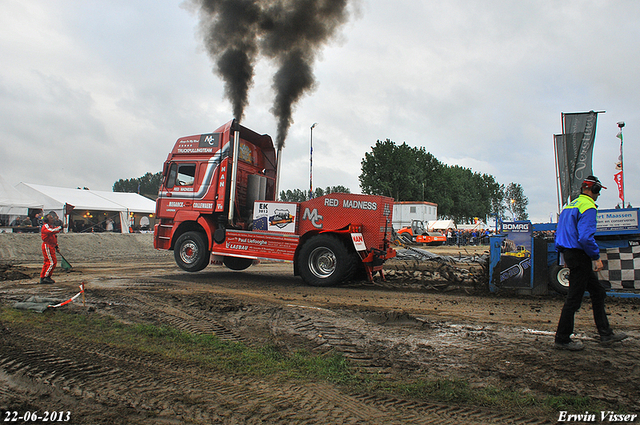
[392,202,438,230]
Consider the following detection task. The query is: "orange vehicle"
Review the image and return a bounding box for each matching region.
[154,120,396,286]
[396,220,446,246]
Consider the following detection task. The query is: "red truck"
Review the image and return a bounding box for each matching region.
[154,120,396,286]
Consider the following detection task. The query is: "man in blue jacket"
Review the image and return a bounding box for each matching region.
[554,176,627,350]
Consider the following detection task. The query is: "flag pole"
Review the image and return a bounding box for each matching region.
[617,121,625,207]
[553,135,561,216]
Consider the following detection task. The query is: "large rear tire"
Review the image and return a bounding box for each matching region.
[297,234,357,287]
[174,231,210,272]
[549,264,570,295]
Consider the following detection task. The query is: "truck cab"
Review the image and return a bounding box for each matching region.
[154,120,396,286]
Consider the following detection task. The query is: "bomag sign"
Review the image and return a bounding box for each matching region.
[502,222,530,233]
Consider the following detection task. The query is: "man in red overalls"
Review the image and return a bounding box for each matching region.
[41,211,63,284]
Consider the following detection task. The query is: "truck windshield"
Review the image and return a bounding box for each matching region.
[166,163,196,188]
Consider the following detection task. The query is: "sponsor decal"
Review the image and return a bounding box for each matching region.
[499,258,531,283]
[237,237,268,246]
[193,202,214,209]
[254,202,298,233]
[343,199,377,210]
[351,233,367,251]
[178,138,199,144]
[269,209,295,228]
[199,132,220,148]
[239,143,253,164]
[597,209,639,232]
[177,148,213,153]
[502,222,530,232]
[226,243,248,250]
[303,208,323,229]
[168,201,184,208]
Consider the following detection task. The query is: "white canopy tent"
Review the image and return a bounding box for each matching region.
[15,183,156,233]
[426,219,456,231]
[0,175,43,217]
[457,221,490,231]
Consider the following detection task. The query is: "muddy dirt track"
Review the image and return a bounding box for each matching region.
[1,234,639,424]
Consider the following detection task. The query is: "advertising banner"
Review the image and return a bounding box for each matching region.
[554,134,571,206]
[497,221,533,288]
[215,229,299,261]
[596,208,639,233]
[614,171,624,204]
[562,111,598,201]
[252,201,297,233]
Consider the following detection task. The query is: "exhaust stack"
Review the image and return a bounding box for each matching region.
[228,120,241,222]
[275,146,283,200]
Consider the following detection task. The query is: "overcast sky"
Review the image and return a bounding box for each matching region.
[1,0,639,223]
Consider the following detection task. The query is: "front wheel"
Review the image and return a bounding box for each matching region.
[174,231,210,272]
[297,234,357,287]
[549,264,570,295]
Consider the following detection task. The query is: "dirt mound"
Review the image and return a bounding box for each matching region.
[0,233,171,264]
[0,264,36,281]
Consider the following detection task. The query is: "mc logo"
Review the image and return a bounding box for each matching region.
[303,208,323,229]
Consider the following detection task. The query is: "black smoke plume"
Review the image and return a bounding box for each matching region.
[193,0,351,150]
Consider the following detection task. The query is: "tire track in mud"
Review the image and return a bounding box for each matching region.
[265,302,638,420]
[1,325,546,424]
[128,292,247,344]
[1,301,553,425]
[265,305,557,424]
[7,265,637,423]
[120,294,556,423]
[113,295,554,423]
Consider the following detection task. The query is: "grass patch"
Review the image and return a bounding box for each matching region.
[0,306,607,416]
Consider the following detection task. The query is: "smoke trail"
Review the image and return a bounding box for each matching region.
[197,0,262,122]
[193,0,352,149]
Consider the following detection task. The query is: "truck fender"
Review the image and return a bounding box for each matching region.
[196,216,215,248]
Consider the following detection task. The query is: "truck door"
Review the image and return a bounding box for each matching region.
[158,162,197,218]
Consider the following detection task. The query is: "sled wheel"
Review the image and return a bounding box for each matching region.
[174,231,209,272]
[549,264,570,295]
[298,234,356,286]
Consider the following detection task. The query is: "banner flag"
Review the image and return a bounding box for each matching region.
[614,171,624,203]
[554,134,571,206]
[562,111,599,200]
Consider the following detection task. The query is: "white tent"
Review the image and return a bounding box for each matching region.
[15,183,156,233]
[457,221,489,231]
[0,175,43,216]
[427,219,456,231]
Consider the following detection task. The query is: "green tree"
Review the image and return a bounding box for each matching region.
[503,183,529,221]
[113,172,162,198]
[439,165,486,223]
[279,186,351,202]
[359,139,443,201]
[280,188,308,202]
[358,138,523,223]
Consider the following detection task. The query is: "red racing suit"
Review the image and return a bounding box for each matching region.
[41,223,62,278]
